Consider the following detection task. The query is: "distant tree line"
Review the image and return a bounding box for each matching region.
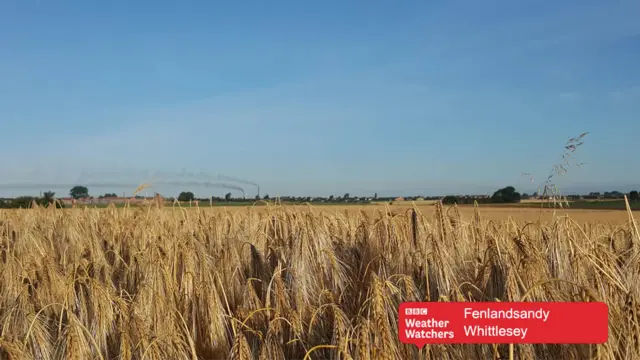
[174,191,374,204]
[0,186,90,209]
[442,187,640,205]
[442,186,522,205]
[162,188,640,204]
[583,190,639,201]
[0,191,64,209]
[1,184,638,209]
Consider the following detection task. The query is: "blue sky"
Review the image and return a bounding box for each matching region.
[1,0,639,198]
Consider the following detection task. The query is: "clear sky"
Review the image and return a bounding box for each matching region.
[1,0,638,198]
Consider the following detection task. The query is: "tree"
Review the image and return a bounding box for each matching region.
[491,186,521,203]
[442,195,458,205]
[178,191,195,202]
[42,191,65,208]
[43,191,55,203]
[69,186,89,199]
[630,190,639,202]
[344,193,350,200]
[263,194,270,200]
[42,191,64,208]
[225,192,232,202]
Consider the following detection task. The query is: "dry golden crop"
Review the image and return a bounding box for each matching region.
[0,201,638,359]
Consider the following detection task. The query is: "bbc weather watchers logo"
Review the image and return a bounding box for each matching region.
[405,307,428,316]
[399,301,608,346]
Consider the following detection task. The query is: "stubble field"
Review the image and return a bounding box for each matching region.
[0,202,638,359]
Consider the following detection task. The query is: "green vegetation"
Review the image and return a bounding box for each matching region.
[439,184,640,211]
[474,200,640,211]
[441,185,522,205]
[490,186,521,203]
[441,195,459,205]
[1,183,639,211]
[561,200,640,211]
[69,185,89,199]
[0,193,64,209]
[177,191,195,202]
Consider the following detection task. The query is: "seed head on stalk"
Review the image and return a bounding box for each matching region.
[522,132,589,208]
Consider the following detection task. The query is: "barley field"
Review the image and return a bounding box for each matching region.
[0,202,638,359]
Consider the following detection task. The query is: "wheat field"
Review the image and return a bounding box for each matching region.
[0,202,638,360]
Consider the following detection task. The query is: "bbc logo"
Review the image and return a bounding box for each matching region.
[405,307,428,315]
